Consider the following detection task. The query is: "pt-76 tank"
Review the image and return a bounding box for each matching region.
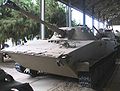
[1,0,118,79]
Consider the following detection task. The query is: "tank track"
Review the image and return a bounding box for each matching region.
[78,51,117,90]
[15,63,46,77]
[79,71,91,88]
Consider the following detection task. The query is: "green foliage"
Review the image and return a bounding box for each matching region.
[44,0,66,37]
[0,17,39,43]
[0,0,74,45]
[0,0,40,45]
[45,0,66,27]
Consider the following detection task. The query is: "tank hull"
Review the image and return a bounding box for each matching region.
[4,39,117,78]
[8,52,78,78]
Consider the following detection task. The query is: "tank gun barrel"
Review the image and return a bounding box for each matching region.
[93,26,101,34]
[0,0,66,37]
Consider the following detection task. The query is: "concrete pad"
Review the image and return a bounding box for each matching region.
[0,62,61,91]
[0,62,95,91]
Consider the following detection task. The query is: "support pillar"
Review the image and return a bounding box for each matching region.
[66,6,68,27]
[83,0,86,28]
[66,3,72,27]
[103,15,105,28]
[40,0,45,39]
[98,12,100,29]
[92,6,95,33]
[68,6,72,27]
[103,22,105,29]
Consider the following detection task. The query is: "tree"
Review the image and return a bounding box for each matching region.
[0,0,40,45]
[0,0,73,46]
[45,0,66,37]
